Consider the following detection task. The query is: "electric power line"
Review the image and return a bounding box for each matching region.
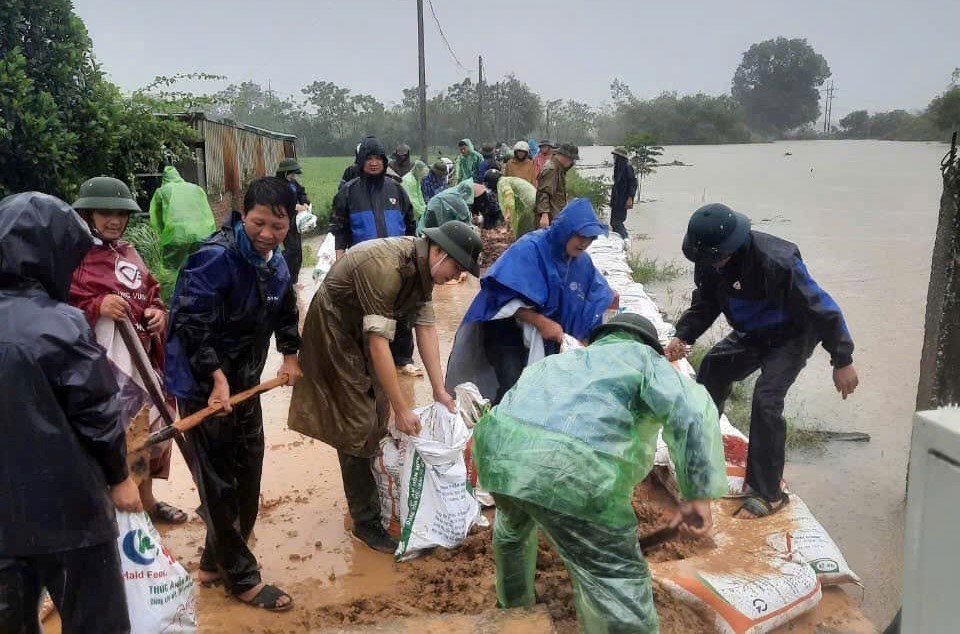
[426,0,470,74]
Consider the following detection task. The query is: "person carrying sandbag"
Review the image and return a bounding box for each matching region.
[473,313,728,634]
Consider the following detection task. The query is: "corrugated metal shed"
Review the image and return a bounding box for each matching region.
[171,112,297,200]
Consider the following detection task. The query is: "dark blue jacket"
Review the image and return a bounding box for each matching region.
[164,212,301,400]
[675,231,854,367]
[330,137,416,250]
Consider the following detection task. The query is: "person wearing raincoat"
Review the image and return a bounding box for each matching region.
[445,198,615,404]
[455,138,484,184]
[149,165,217,271]
[504,141,537,186]
[401,160,430,221]
[0,192,142,633]
[609,147,638,240]
[70,177,187,526]
[417,179,477,235]
[533,139,554,174]
[276,158,311,284]
[165,177,302,612]
[536,144,579,227]
[497,175,538,238]
[473,313,727,634]
[421,160,450,204]
[288,222,483,554]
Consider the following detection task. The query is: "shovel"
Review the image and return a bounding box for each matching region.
[129,374,289,453]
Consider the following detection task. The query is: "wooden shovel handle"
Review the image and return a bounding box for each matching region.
[130,375,289,452]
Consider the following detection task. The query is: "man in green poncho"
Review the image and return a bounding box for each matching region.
[401,160,430,220]
[149,165,217,271]
[417,179,478,235]
[455,139,483,184]
[473,313,727,634]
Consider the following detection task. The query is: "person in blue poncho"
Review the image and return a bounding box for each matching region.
[445,198,615,403]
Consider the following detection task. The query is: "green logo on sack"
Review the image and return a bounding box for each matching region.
[812,559,839,574]
[122,529,158,565]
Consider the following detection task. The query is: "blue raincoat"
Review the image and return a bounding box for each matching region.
[446,199,614,402]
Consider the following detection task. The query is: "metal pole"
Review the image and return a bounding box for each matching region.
[417,0,428,162]
[477,56,484,140]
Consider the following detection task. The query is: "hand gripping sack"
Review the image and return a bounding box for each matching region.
[116,511,198,633]
[394,402,483,561]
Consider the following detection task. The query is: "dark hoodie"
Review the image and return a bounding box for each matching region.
[0,192,128,556]
[330,136,416,249]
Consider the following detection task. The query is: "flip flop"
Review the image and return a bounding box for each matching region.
[236,584,294,612]
[735,492,790,520]
[149,501,189,524]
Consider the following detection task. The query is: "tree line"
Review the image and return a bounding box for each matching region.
[3,2,958,202]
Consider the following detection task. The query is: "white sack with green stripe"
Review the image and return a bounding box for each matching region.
[394,401,483,561]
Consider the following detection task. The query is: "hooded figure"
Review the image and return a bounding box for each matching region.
[446,198,615,403]
[455,138,484,184]
[497,175,538,238]
[331,136,416,253]
[389,143,414,178]
[504,141,537,186]
[149,165,217,271]
[401,160,430,219]
[474,313,726,633]
[417,179,475,235]
[0,192,133,632]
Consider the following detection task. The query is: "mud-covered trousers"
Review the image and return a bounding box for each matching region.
[0,541,130,633]
[182,397,264,596]
[696,329,818,502]
[492,494,658,634]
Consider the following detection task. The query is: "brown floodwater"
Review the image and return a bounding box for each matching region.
[580,139,949,626]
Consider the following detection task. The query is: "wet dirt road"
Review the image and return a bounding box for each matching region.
[580,140,948,626]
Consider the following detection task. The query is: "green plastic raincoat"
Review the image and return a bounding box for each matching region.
[401,160,430,220]
[474,332,727,634]
[417,179,475,235]
[148,166,217,271]
[455,138,483,184]
[497,176,537,238]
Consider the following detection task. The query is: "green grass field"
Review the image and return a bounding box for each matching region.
[298,156,352,231]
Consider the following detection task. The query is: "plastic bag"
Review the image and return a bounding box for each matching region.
[116,511,197,633]
[296,207,317,233]
[311,233,337,283]
[394,401,483,561]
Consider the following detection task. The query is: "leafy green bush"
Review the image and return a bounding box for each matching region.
[566,169,610,219]
[626,250,683,284]
[125,221,178,304]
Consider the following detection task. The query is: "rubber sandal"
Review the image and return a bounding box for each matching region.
[236,584,294,612]
[735,492,790,520]
[149,501,189,525]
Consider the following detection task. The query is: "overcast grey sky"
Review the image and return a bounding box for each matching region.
[73,0,957,118]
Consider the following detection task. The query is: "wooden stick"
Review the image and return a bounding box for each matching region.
[130,375,289,452]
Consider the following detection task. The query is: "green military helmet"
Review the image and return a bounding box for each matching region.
[422,220,483,277]
[276,158,303,174]
[72,176,141,213]
[589,312,664,354]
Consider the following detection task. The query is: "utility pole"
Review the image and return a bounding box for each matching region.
[417,0,428,162]
[823,81,836,135]
[477,56,484,141]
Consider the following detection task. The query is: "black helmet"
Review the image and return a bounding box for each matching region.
[422,220,483,277]
[681,203,751,264]
[482,169,501,190]
[589,313,663,353]
[395,143,411,158]
[72,177,141,213]
[276,158,302,174]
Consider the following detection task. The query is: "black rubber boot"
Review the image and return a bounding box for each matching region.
[350,521,398,554]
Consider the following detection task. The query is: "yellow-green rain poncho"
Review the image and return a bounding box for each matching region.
[148,166,217,270]
[496,176,537,238]
[474,330,727,634]
[401,160,429,219]
[416,179,474,235]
